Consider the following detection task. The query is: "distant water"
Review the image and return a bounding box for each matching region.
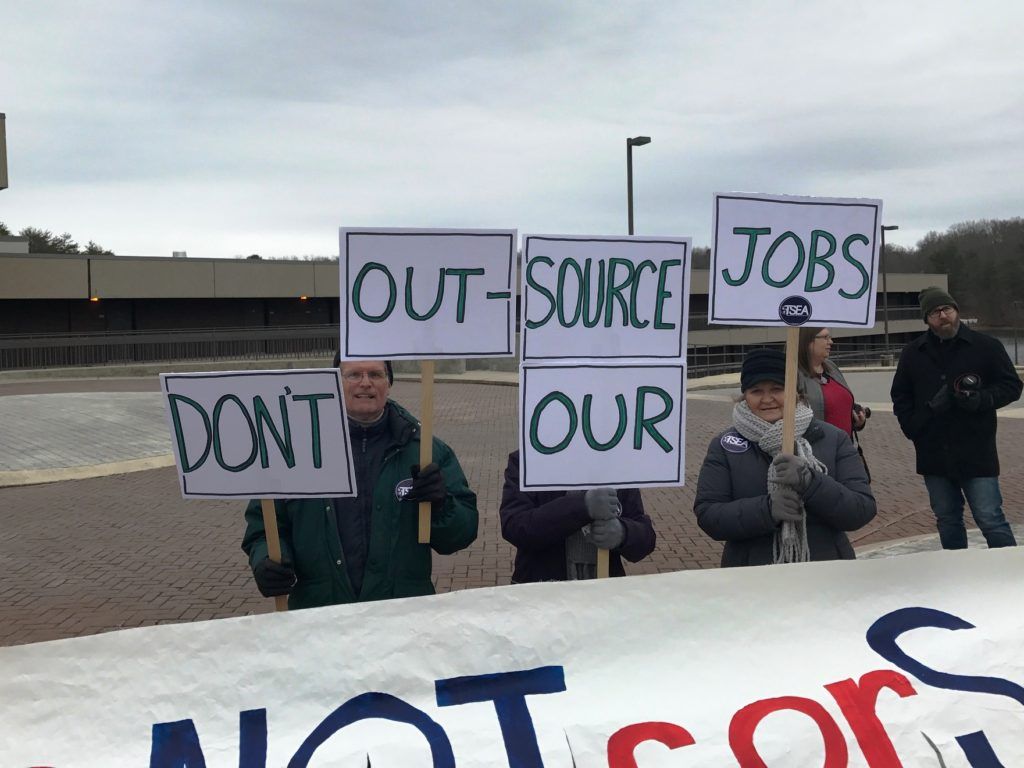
[981,329,1022,365]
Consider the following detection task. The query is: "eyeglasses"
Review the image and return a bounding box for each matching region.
[814,333,832,341]
[342,370,388,383]
[927,305,957,319]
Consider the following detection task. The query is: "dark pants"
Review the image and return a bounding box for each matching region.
[923,475,1017,549]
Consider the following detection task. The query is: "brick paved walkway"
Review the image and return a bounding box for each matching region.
[2,376,1023,647]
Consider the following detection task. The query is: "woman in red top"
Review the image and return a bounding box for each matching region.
[796,327,867,437]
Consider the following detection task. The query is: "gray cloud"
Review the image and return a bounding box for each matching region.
[1,1,1022,257]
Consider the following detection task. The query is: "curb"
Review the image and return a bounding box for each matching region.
[0,454,176,488]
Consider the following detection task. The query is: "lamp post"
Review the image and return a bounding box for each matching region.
[626,136,651,235]
[881,224,899,351]
[0,113,8,190]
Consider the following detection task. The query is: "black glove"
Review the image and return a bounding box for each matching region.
[928,384,953,413]
[584,487,622,521]
[253,557,296,597]
[771,453,813,495]
[954,389,986,412]
[770,487,803,524]
[406,462,447,504]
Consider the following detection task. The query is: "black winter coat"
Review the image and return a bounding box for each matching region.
[891,325,1022,478]
[500,451,656,582]
[693,420,876,567]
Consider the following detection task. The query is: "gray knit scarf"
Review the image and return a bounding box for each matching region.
[732,401,828,564]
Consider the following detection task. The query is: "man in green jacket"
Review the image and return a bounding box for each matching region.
[241,357,479,608]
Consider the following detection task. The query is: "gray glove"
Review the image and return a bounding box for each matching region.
[770,487,803,524]
[590,517,625,549]
[771,453,813,495]
[584,488,622,521]
[928,384,953,413]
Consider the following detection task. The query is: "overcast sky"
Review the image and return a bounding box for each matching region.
[2,1,1022,258]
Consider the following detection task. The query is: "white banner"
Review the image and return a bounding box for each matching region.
[710,193,883,327]
[518,363,686,490]
[160,369,356,499]
[339,228,517,359]
[519,235,691,361]
[2,549,1023,766]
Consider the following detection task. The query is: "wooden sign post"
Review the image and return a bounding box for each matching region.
[418,360,435,544]
[260,499,289,612]
[781,326,801,454]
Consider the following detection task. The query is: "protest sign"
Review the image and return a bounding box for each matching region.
[339,228,517,360]
[709,193,883,328]
[520,235,691,361]
[518,363,685,491]
[2,548,1022,766]
[160,369,356,499]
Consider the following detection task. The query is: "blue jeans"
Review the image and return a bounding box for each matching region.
[923,476,1017,549]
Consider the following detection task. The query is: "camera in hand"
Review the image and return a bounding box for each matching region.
[956,373,981,393]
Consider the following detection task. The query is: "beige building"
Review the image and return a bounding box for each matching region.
[0,243,944,370]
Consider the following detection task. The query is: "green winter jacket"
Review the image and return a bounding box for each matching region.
[241,401,478,609]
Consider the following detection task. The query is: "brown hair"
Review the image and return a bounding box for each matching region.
[797,326,825,375]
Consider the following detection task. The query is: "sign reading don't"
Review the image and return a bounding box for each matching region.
[339,228,517,360]
[160,369,356,499]
[710,193,883,327]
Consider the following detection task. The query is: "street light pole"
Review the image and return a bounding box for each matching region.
[881,224,899,352]
[626,136,651,235]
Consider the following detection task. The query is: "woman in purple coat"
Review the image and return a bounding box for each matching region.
[499,450,657,582]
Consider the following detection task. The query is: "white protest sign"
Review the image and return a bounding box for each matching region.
[160,369,356,499]
[339,228,517,359]
[518,362,685,490]
[710,193,883,327]
[2,549,1023,766]
[520,235,691,361]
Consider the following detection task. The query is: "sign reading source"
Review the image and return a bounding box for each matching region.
[710,193,883,327]
[520,235,690,361]
[519,363,685,490]
[160,369,356,499]
[339,228,517,359]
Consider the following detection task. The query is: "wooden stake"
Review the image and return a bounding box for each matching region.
[260,498,288,612]
[782,326,800,454]
[596,548,610,579]
[418,360,435,544]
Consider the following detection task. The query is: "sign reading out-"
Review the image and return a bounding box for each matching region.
[520,235,690,360]
[339,228,517,360]
[160,369,356,499]
[710,193,883,327]
[519,363,686,490]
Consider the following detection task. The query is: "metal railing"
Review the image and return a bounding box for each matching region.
[0,324,339,370]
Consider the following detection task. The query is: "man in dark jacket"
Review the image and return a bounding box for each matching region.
[241,357,479,608]
[891,286,1022,549]
[499,450,656,581]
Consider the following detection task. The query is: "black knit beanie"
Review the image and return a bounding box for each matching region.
[740,348,786,391]
[918,286,958,320]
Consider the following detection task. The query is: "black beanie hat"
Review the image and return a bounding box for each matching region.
[740,348,786,391]
[918,286,958,320]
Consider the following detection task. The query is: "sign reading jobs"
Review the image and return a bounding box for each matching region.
[161,369,356,499]
[710,193,883,327]
[339,228,517,360]
[518,235,691,491]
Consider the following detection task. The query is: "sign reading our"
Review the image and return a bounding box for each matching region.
[160,369,356,499]
[339,228,517,360]
[710,193,883,327]
[520,235,691,360]
[519,363,685,490]
[3,550,1022,766]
